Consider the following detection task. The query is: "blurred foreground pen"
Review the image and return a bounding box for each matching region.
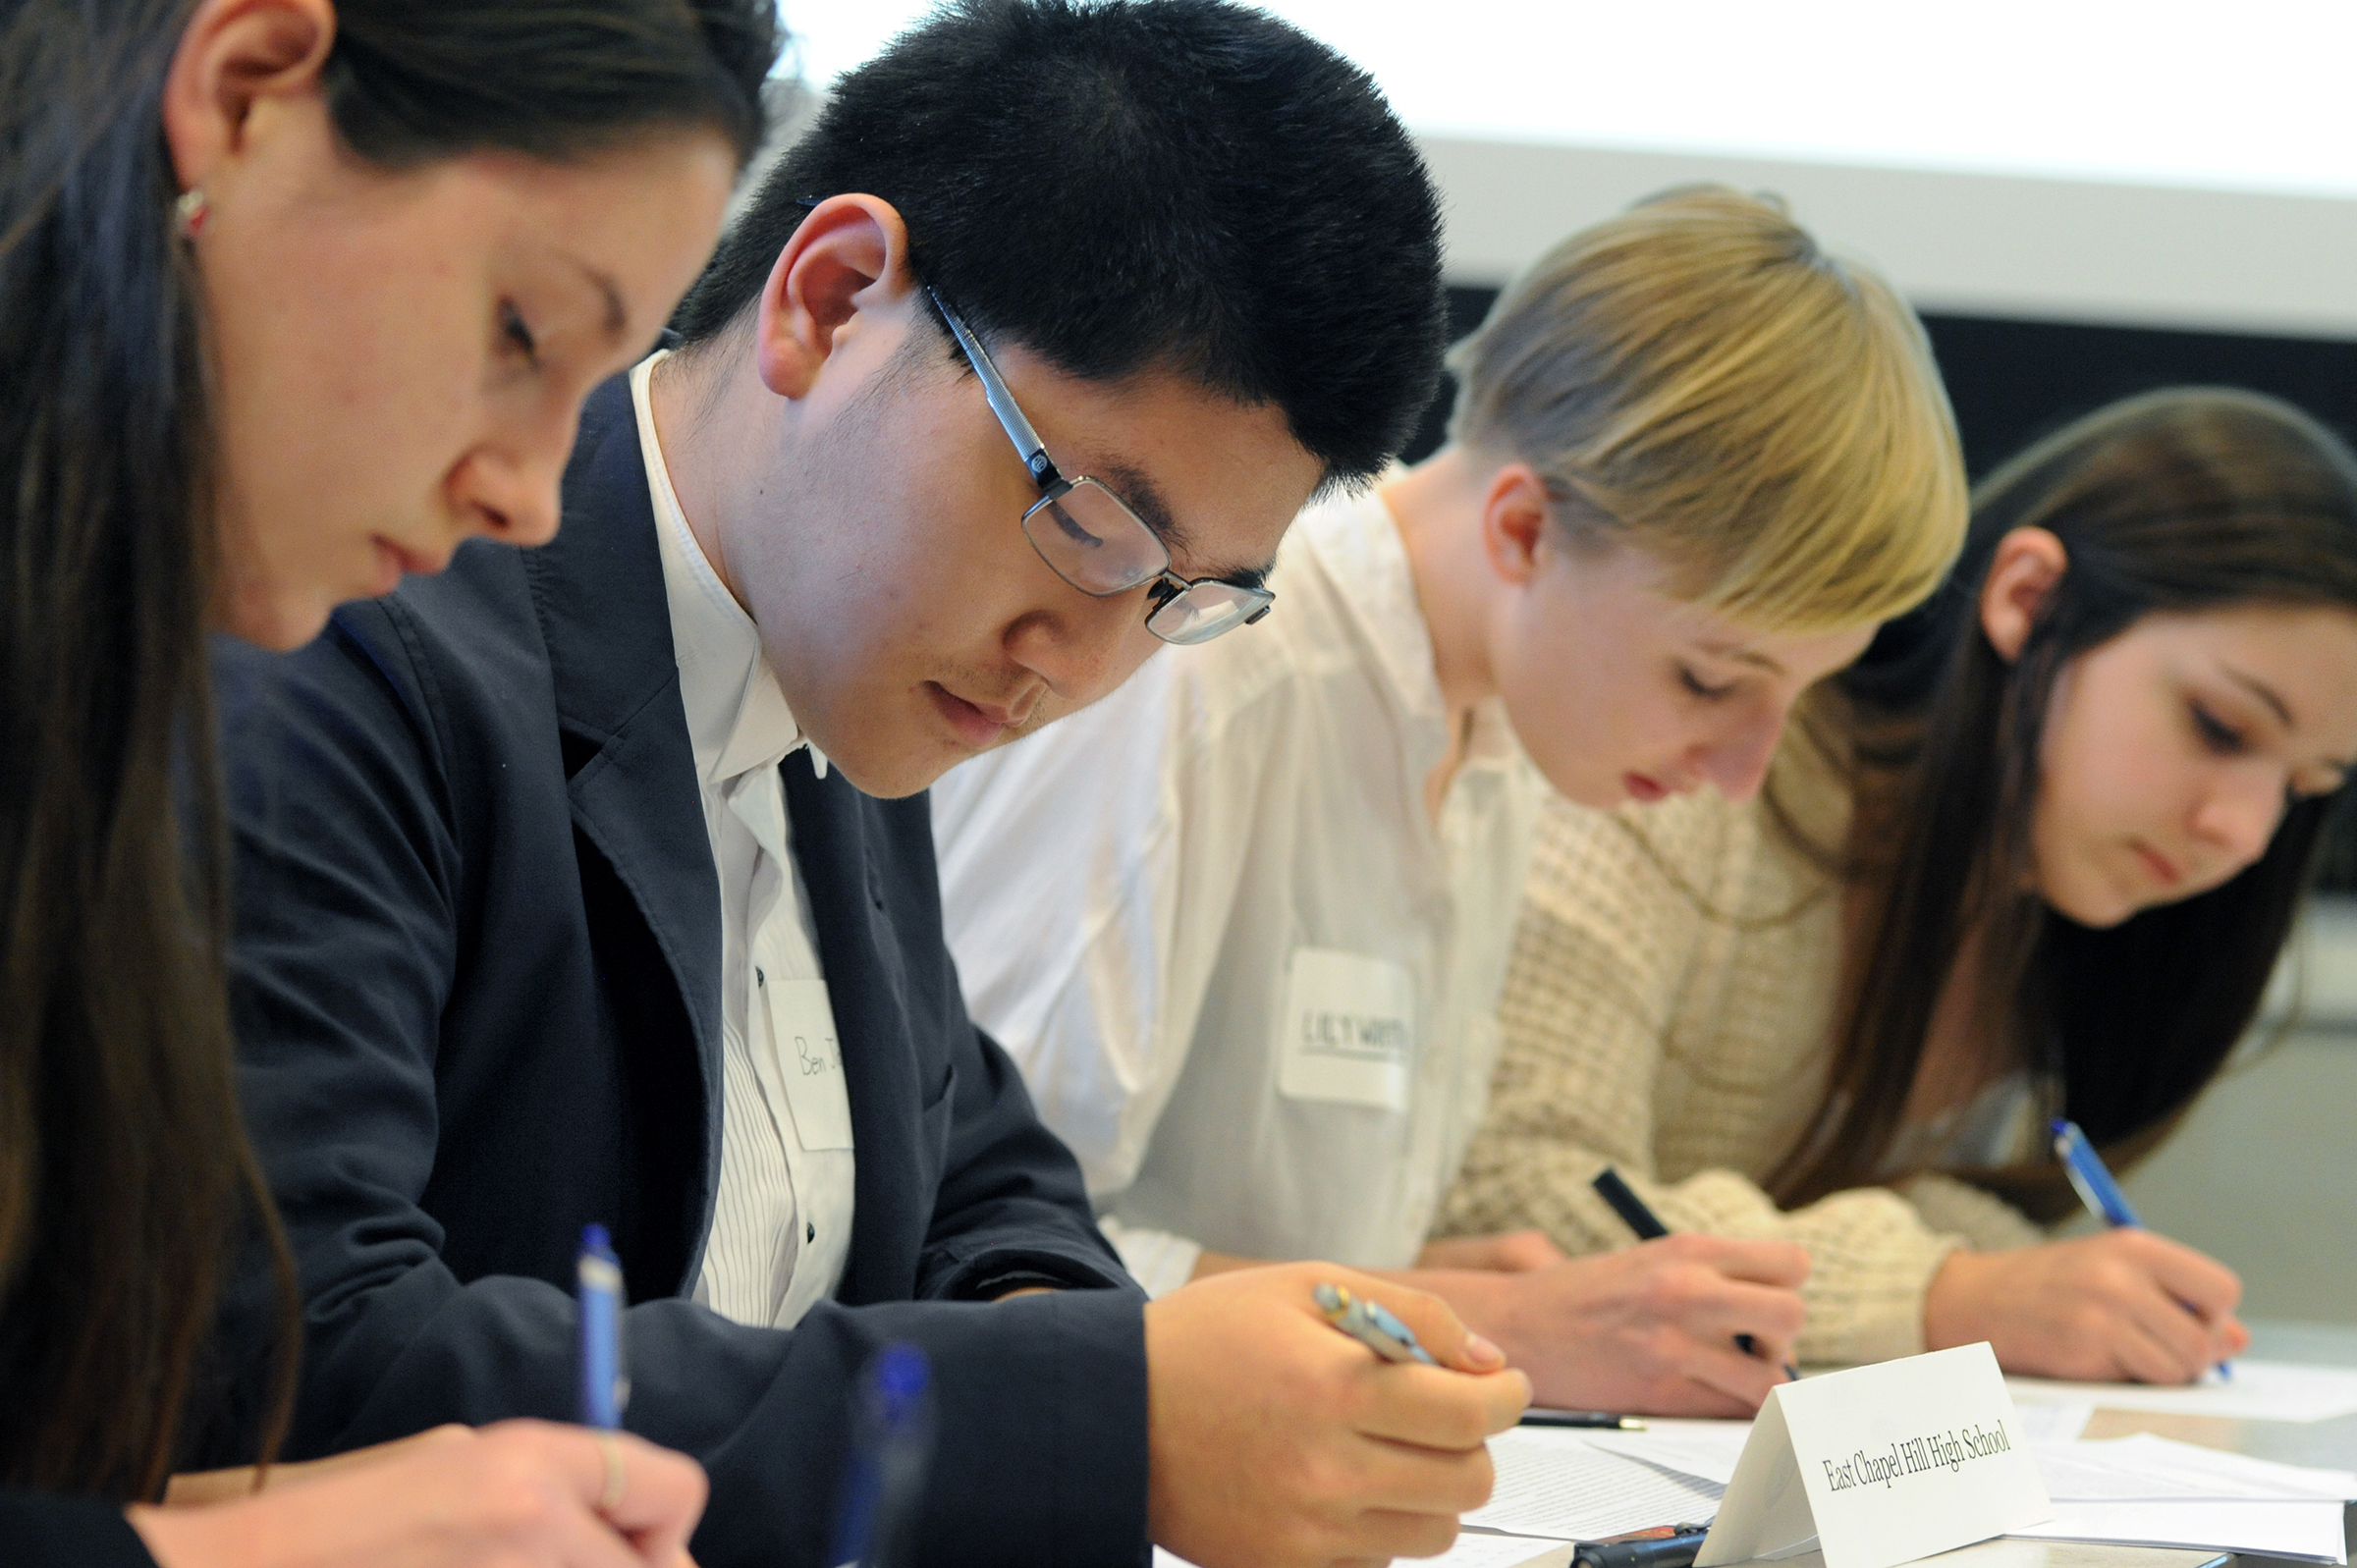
[1315,1281,1438,1365]
[831,1343,935,1568]
[1573,1522,1712,1568]
[2051,1118,2233,1380]
[1592,1167,1800,1383]
[576,1223,628,1429]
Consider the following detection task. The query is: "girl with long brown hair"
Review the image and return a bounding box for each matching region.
[1440,388,2357,1382]
[2,0,775,1560]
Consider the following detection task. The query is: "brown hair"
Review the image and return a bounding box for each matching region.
[1772,388,2357,1211]
[0,0,776,1497]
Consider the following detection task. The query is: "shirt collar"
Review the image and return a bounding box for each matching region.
[1297,477,1518,771]
[631,351,828,786]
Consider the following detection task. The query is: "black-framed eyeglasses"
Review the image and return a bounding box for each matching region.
[930,289,1275,646]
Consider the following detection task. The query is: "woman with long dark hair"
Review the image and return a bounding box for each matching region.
[1,0,776,1560]
[1440,388,2357,1382]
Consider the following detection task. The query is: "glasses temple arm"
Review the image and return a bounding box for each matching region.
[929,288,1058,487]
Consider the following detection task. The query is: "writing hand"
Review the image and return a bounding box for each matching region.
[134,1419,707,1568]
[1925,1231,2249,1383]
[1418,1233,1808,1417]
[1143,1260,1530,1568]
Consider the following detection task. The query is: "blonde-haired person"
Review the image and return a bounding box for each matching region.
[930,188,1968,1417]
[1437,388,2357,1381]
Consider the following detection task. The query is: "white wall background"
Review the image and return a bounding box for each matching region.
[779,1,2357,336]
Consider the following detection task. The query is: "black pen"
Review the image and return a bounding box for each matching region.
[1573,1522,1712,1568]
[1521,1408,1648,1430]
[1591,1166,1801,1382]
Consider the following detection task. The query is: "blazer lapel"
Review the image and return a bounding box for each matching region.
[530,372,728,1288]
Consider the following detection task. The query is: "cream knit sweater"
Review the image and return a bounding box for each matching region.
[1435,744,2046,1365]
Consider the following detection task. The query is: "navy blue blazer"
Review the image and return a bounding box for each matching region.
[209,374,1150,1567]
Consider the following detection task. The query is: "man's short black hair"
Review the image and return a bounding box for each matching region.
[673,0,1447,485]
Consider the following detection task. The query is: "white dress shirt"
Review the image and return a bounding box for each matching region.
[931,484,1549,1293]
[631,353,856,1329]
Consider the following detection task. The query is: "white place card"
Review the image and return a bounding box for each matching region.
[1696,1344,2053,1568]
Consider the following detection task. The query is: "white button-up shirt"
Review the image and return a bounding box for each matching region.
[631,353,856,1329]
[931,485,1548,1293]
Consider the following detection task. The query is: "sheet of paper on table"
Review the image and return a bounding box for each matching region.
[2009,1500,2349,1563]
[2005,1358,2357,1422]
[2009,1431,2357,1565]
[1154,1533,1563,1568]
[1417,1531,1571,1567]
[1581,1418,1755,1487]
[2033,1433,2357,1501]
[1466,1427,1726,1541]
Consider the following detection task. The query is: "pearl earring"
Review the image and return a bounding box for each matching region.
[174,188,209,241]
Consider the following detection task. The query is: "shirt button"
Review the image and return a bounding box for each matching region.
[755,967,766,988]
[805,1221,815,1242]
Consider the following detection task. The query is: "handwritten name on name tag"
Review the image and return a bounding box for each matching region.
[1697,1343,2051,1568]
[764,976,854,1151]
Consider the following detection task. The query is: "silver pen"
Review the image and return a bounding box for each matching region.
[1314,1281,1438,1366]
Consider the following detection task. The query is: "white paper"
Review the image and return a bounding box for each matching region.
[1410,1532,1570,1567]
[2033,1433,2357,1501]
[1158,1532,1564,1568]
[1468,1428,1725,1541]
[2005,1358,2357,1423]
[2010,1498,2350,1562]
[1699,1344,2054,1568]
[2007,1403,2092,1443]
[1583,1421,1756,1487]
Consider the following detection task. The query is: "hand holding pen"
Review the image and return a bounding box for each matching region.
[1592,1167,1803,1383]
[2052,1119,2243,1380]
[1918,1126,2246,1385]
[1142,1262,1529,1567]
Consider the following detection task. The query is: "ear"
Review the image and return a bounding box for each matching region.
[160,0,336,189]
[1978,525,2070,662]
[1477,462,1555,588]
[753,194,917,402]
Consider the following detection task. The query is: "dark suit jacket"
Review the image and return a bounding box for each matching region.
[210,374,1150,1567]
[0,1496,159,1567]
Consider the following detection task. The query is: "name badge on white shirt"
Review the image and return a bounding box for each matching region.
[1276,948,1415,1112]
[765,977,855,1150]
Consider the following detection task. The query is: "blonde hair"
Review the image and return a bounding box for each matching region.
[1448,186,1967,633]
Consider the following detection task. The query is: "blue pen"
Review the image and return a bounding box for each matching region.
[2051,1119,2232,1379]
[576,1223,630,1428]
[830,1343,935,1568]
[1315,1281,1438,1366]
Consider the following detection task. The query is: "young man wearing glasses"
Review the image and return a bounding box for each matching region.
[205,4,1528,1567]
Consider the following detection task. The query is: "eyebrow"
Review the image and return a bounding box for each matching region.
[1094,458,1274,589]
[568,256,629,346]
[1699,640,1787,678]
[2223,666,2295,730]
[2220,665,2355,778]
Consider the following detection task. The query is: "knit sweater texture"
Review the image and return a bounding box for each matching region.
[1436,740,2046,1365]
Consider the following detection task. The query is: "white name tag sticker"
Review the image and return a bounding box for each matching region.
[1276,948,1415,1112]
[764,977,855,1151]
[1697,1343,2052,1568]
